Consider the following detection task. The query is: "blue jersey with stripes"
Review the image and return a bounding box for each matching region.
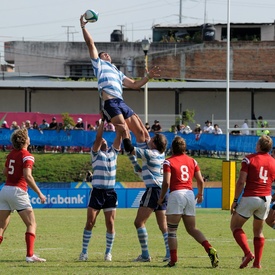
[91,57,126,99]
[135,148,165,188]
[91,145,119,189]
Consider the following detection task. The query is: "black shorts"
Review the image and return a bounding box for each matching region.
[140,187,168,211]
[103,98,134,121]
[88,187,118,210]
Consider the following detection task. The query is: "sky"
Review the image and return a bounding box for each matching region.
[1,0,275,64]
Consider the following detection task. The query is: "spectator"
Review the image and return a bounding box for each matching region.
[1,121,9,129]
[21,121,26,129]
[203,120,214,134]
[38,119,49,153]
[151,120,162,133]
[104,121,115,132]
[10,121,20,130]
[256,116,268,136]
[241,119,249,135]
[213,124,223,158]
[170,125,177,134]
[25,120,33,130]
[145,122,151,132]
[230,135,275,269]
[74,118,85,153]
[87,124,95,131]
[231,124,241,135]
[157,136,219,268]
[191,124,202,156]
[179,124,192,134]
[49,117,58,153]
[39,119,49,131]
[32,121,39,130]
[74,118,84,130]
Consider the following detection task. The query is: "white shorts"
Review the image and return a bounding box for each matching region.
[236,196,271,220]
[166,189,196,216]
[0,186,32,211]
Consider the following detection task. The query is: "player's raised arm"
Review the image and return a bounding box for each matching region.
[80,14,98,59]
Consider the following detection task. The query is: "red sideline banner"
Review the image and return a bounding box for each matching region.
[0,112,101,129]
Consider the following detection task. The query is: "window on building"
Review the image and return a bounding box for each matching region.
[221,27,261,41]
[69,65,95,79]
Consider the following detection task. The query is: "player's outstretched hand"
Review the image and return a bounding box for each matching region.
[147,66,161,79]
[80,14,88,28]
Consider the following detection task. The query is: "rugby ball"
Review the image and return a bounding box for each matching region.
[84,9,99,23]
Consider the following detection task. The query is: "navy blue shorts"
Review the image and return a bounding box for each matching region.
[88,187,118,210]
[140,187,168,211]
[103,98,134,121]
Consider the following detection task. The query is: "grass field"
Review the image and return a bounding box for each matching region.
[0,152,241,183]
[1,208,275,274]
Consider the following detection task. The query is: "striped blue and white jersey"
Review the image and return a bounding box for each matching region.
[91,145,119,189]
[91,57,126,100]
[135,148,165,188]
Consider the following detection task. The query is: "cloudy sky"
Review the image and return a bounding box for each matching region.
[0,0,275,63]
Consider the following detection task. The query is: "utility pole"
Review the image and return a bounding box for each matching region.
[117,25,125,41]
[62,26,75,42]
[179,0,182,23]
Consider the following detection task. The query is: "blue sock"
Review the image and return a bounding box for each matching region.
[82,229,92,254]
[163,232,170,258]
[105,232,115,254]
[137,227,149,258]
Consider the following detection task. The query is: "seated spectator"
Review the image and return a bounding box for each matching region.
[49,117,58,130]
[10,121,20,130]
[87,124,95,131]
[49,117,58,153]
[151,120,162,133]
[74,118,84,130]
[38,119,49,153]
[203,120,214,133]
[179,124,192,134]
[1,121,9,129]
[32,121,39,130]
[213,124,223,158]
[104,121,115,132]
[170,125,178,134]
[231,124,241,135]
[74,118,84,153]
[191,124,202,156]
[25,120,33,130]
[39,119,49,130]
[145,122,151,132]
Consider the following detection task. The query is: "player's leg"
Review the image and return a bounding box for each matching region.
[103,209,116,261]
[165,214,181,267]
[133,206,153,261]
[102,189,117,261]
[19,208,46,262]
[79,206,100,260]
[265,206,275,228]
[0,210,11,244]
[252,218,265,268]
[155,210,170,261]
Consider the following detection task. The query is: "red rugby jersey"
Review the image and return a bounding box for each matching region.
[5,148,34,192]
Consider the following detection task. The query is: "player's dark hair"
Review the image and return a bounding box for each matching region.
[98,51,106,58]
[153,134,167,154]
[172,136,186,155]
